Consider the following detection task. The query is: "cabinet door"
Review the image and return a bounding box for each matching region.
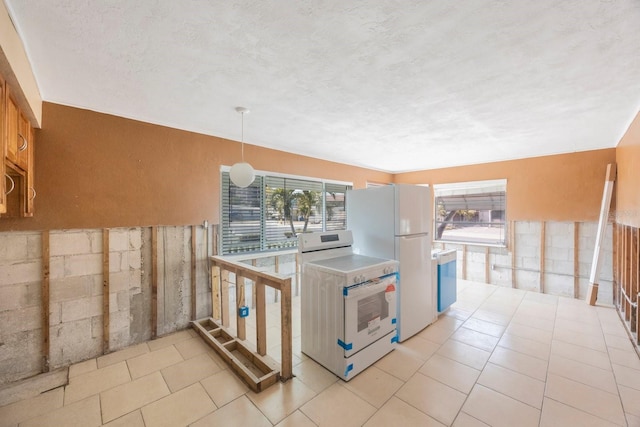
[0,76,5,214]
[5,88,19,166]
[17,111,29,171]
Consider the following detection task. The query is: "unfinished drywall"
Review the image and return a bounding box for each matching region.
[0,224,213,386]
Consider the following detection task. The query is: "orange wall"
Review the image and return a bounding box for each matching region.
[0,103,392,231]
[615,111,640,228]
[395,149,617,222]
[0,102,625,230]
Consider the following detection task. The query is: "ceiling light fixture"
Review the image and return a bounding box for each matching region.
[229,106,255,188]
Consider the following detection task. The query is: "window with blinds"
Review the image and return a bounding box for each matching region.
[434,179,507,246]
[221,171,351,254]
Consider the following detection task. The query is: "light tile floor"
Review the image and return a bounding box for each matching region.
[1,280,640,426]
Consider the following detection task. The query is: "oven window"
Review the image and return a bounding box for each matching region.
[357,291,389,332]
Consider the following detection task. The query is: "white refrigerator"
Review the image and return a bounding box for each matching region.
[347,184,436,342]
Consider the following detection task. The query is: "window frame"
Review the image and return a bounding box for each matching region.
[433,179,507,247]
[220,167,352,255]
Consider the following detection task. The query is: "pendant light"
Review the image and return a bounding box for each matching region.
[229,106,256,188]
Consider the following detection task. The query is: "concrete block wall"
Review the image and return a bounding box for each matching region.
[0,225,214,386]
[437,220,614,304]
[0,231,43,384]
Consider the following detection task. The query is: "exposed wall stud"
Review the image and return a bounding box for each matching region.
[191,225,197,320]
[511,221,516,288]
[41,230,50,373]
[485,246,490,284]
[151,226,158,339]
[540,221,546,293]
[574,222,580,298]
[236,275,246,340]
[102,228,110,353]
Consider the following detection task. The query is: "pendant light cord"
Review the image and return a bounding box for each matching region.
[241,111,245,162]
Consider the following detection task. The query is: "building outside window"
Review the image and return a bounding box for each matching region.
[221,171,351,254]
[434,179,507,246]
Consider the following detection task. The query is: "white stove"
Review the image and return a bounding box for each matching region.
[298,230,398,380]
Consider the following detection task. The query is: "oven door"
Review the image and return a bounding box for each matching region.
[342,274,397,357]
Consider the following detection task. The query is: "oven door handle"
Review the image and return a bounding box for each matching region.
[344,276,396,298]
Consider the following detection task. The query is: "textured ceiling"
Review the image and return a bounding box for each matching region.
[5,0,640,173]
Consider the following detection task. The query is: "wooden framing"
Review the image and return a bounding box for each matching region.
[211,266,221,320]
[102,229,110,353]
[462,244,467,280]
[202,255,293,390]
[221,269,230,327]
[236,275,246,341]
[151,226,158,339]
[41,230,50,372]
[574,222,580,298]
[587,163,616,305]
[510,221,516,288]
[191,225,197,320]
[484,247,490,284]
[192,318,279,393]
[540,221,546,294]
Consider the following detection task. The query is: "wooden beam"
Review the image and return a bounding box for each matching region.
[102,229,110,354]
[274,255,280,303]
[151,226,158,339]
[511,221,516,288]
[211,266,221,320]
[587,163,616,305]
[221,269,230,327]
[236,275,246,341]
[636,228,639,341]
[251,259,257,309]
[191,225,197,320]
[41,230,50,373]
[625,226,630,321]
[574,222,580,299]
[280,277,293,381]
[612,223,619,307]
[540,221,546,294]
[485,247,490,284]
[256,279,267,356]
[462,245,467,280]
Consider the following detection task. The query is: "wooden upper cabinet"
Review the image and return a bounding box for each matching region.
[17,111,30,171]
[5,87,19,166]
[1,77,36,218]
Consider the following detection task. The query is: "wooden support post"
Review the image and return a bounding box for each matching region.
[574,222,580,299]
[625,226,630,321]
[41,230,50,373]
[587,163,616,305]
[211,266,221,320]
[511,221,516,288]
[540,221,546,294]
[221,269,230,327]
[256,279,267,356]
[636,228,639,340]
[102,229,110,354]
[631,228,638,333]
[612,223,619,307]
[236,275,246,341]
[462,245,467,280]
[191,225,197,320]
[251,259,257,309]
[485,247,490,284]
[151,226,158,339]
[280,278,293,381]
[274,255,280,303]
